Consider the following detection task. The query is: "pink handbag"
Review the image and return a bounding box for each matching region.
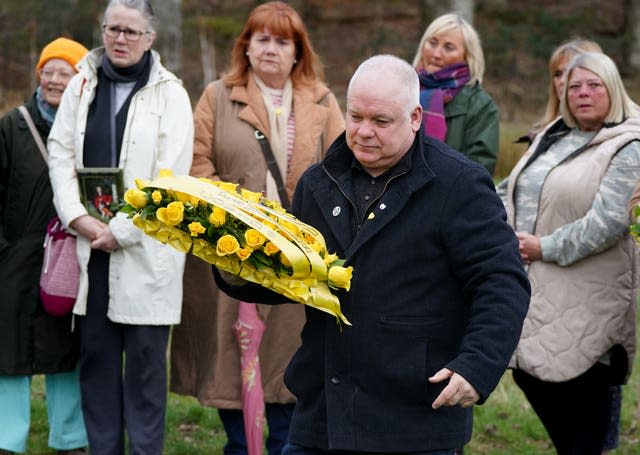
[39,216,80,317]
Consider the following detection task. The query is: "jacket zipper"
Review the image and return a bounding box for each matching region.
[323,166,408,230]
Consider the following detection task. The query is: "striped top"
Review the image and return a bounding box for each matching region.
[268,91,296,170]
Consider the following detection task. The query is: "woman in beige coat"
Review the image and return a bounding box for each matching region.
[169,3,344,455]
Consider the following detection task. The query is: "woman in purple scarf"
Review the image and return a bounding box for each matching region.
[412,13,499,175]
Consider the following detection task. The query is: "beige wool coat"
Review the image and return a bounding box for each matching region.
[170,75,344,408]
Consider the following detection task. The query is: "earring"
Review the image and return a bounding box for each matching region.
[294,59,298,64]
[246,51,249,56]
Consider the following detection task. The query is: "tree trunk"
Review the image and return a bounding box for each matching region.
[153,0,182,73]
[198,25,217,90]
[629,0,640,69]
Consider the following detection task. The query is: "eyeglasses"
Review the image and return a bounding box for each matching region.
[102,24,150,42]
[39,69,75,82]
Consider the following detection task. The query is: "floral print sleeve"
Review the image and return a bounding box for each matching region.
[541,140,640,265]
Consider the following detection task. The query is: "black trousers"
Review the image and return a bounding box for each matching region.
[78,252,170,455]
[282,444,455,454]
[512,363,611,455]
[219,403,295,455]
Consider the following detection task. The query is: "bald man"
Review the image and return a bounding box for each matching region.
[216,54,530,454]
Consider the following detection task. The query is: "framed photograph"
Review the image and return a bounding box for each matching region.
[77,167,124,222]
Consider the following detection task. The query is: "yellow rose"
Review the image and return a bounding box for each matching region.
[156,201,184,227]
[158,168,174,178]
[217,234,240,256]
[279,221,300,238]
[240,188,262,203]
[134,178,150,190]
[236,247,252,261]
[244,229,266,248]
[124,188,148,209]
[175,191,200,206]
[208,207,227,227]
[328,265,353,291]
[263,241,280,256]
[265,199,286,212]
[214,181,239,194]
[151,190,162,204]
[188,221,206,237]
[310,240,324,254]
[280,253,291,267]
[323,253,339,266]
[262,220,277,232]
[302,232,325,254]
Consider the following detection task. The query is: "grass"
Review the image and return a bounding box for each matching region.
[494,120,534,181]
[468,370,640,454]
[24,324,639,454]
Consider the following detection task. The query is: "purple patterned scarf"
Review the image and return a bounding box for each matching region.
[417,62,470,141]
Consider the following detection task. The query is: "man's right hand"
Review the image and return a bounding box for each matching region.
[429,368,480,409]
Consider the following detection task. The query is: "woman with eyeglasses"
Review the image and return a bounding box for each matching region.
[0,36,89,455]
[47,1,193,454]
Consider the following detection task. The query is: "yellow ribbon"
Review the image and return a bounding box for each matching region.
[133,176,351,325]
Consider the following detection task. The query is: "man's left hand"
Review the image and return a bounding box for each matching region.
[428,368,480,409]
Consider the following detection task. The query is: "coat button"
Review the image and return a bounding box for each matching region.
[330,376,340,385]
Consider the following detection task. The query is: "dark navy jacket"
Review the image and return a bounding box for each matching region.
[216,131,530,452]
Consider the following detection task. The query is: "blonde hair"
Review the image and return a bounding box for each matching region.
[540,39,602,126]
[560,52,640,128]
[411,13,484,85]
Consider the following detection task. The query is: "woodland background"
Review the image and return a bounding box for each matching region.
[2,2,640,452]
[2,0,640,175]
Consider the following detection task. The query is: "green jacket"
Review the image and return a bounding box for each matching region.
[444,82,499,175]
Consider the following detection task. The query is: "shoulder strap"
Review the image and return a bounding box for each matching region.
[17,105,48,164]
[254,129,290,210]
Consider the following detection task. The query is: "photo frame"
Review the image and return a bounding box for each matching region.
[77,167,125,222]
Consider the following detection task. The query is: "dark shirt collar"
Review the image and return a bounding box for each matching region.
[349,141,414,225]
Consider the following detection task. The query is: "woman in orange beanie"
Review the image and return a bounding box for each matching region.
[36,37,90,79]
[0,36,88,454]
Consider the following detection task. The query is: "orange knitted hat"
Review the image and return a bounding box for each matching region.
[36,37,89,79]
